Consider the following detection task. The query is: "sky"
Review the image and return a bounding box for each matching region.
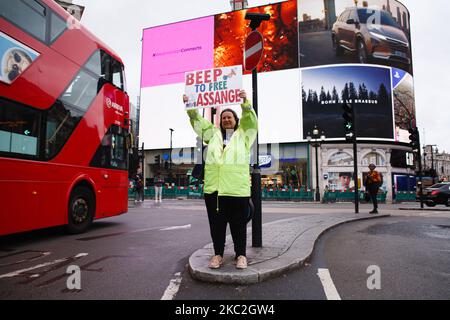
[75,0,450,152]
[299,0,408,21]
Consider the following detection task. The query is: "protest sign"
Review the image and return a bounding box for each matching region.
[185,65,243,110]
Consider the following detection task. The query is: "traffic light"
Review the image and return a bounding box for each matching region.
[408,127,420,152]
[154,155,160,164]
[342,103,355,141]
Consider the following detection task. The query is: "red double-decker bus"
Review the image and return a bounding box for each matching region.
[0,0,130,236]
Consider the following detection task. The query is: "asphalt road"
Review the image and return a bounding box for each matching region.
[0,200,449,300]
[299,30,356,68]
[175,214,450,300]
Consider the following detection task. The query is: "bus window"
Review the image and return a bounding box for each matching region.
[0,99,41,157]
[90,126,128,170]
[45,101,82,159]
[111,59,123,90]
[0,0,47,42]
[85,51,102,76]
[110,133,126,169]
[50,11,67,43]
[61,70,98,111]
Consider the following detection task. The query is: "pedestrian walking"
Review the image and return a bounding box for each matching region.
[184,90,257,270]
[364,164,383,214]
[154,173,164,204]
[133,172,144,202]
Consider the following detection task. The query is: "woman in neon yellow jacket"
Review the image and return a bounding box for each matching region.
[184,91,258,270]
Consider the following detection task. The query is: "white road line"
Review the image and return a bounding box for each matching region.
[160,225,191,231]
[0,252,52,268]
[0,253,88,279]
[317,268,342,300]
[161,272,182,300]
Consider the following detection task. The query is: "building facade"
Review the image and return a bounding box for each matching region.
[138,0,416,203]
[423,145,450,182]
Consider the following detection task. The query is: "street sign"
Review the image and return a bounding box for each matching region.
[244,30,264,71]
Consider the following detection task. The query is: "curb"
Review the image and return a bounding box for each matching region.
[399,208,450,212]
[189,214,391,285]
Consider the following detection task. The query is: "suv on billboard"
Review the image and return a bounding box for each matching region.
[332,8,411,66]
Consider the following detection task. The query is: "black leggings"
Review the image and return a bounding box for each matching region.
[369,189,379,210]
[204,192,249,258]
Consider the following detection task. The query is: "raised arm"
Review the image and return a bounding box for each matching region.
[238,91,258,148]
[184,95,216,144]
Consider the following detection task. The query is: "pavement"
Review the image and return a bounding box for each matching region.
[188,212,390,285]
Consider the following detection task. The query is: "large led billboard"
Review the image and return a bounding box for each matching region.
[140,0,300,150]
[299,0,412,74]
[302,64,394,140]
[140,0,415,150]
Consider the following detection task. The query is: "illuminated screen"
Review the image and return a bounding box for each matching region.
[141,17,214,88]
[140,0,301,150]
[302,65,394,140]
[139,0,415,150]
[299,0,412,74]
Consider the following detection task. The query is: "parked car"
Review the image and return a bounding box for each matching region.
[420,183,450,207]
[332,7,411,66]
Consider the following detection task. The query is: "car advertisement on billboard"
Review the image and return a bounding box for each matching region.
[302,64,394,139]
[299,0,412,74]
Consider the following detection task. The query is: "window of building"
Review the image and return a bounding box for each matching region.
[0,99,41,157]
[362,152,385,166]
[328,152,353,166]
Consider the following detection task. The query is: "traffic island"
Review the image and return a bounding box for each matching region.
[189,212,390,285]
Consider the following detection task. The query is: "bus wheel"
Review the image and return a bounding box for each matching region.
[66,186,95,234]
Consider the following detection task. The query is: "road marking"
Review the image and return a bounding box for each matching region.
[0,253,88,279]
[317,268,341,300]
[78,225,193,241]
[160,224,191,231]
[0,251,52,267]
[161,272,182,300]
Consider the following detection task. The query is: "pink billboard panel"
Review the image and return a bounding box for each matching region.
[141,16,214,88]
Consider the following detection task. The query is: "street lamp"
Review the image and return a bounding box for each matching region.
[169,128,174,183]
[307,126,326,202]
[429,144,437,184]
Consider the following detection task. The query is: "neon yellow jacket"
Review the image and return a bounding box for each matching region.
[187,101,258,197]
